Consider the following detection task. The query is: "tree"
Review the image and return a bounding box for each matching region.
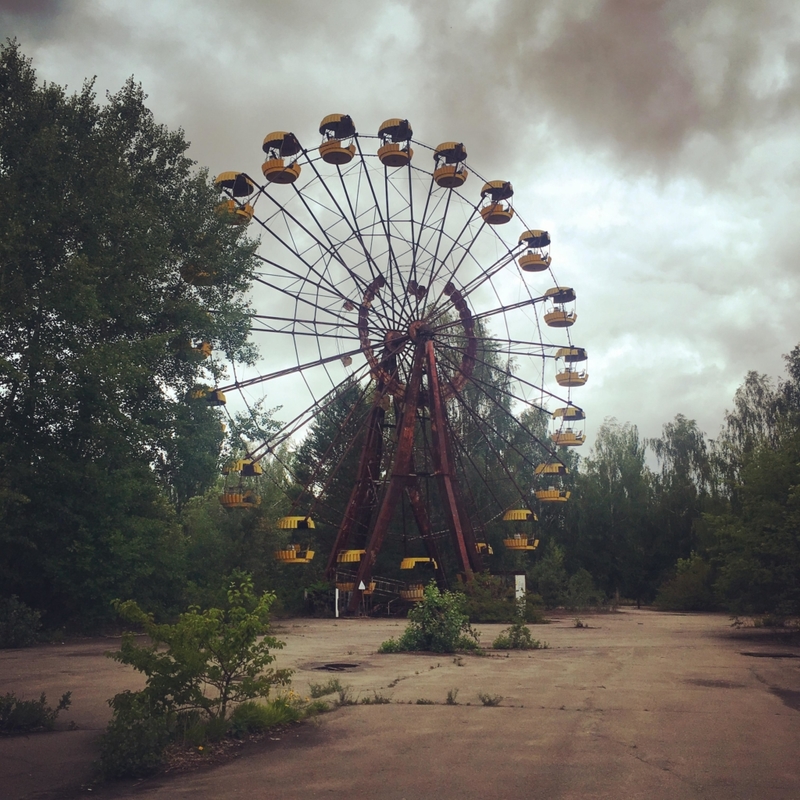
[564,419,657,602]
[0,43,257,624]
[647,414,713,567]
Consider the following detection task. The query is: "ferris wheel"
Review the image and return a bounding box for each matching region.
[193,114,588,612]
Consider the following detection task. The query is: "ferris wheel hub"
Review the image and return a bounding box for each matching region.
[408,320,434,343]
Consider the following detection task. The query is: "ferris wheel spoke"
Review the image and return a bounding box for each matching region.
[254,182,374,297]
[252,273,370,331]
[433,337,571,410]
[445,414,510,516]
[454,384,562,480]
[217,342,365,393]
[246,358,375,461]
[353,138,409,329]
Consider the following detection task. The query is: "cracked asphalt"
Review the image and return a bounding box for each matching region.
[2,609,799,799]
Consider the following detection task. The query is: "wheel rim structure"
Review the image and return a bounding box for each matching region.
[211,116,588,613]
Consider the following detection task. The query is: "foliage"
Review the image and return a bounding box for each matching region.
[565,569,604,610]
[461,573,520,622]
[378,583,479,653]
[109,576,291,722]
[98,691,171,779]
[0,595,41,648]
[529,541,569,608]
[0,691,71,734]
[710,431,800,614]
[308,678,343,698]
[0,42,257,628]
[230,697,301,736]
[491,620,547,650]
[477,692,503,706]
[445,688,459,705]
[655,552,716,611]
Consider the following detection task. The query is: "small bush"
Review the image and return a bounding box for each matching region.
[445,689,459,705]
[415,698,435,705]
[492,620,548,650]
[477,693,503,707]
[309,677,343,698]
[98,691,171,779]
[0,596,42,649]
[0,691,71,734]
[378,583,479,654]
[336,686,356,706]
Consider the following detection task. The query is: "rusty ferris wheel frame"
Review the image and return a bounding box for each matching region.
[213,117,587,614]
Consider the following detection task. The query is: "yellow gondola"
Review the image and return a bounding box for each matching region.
[479,180,514,225]
[377,118,413,166]
[503,533,539,551]
[336,549,366,563]
[400,584,425,602]
[274,545,316,564]
[502,508,536,522]
[277,515,316,530]
[433,141,468,188]
[214,198,254,225]
[319,113,356,164]
[262,131,302,184]
[518,230,551,272]
[400,557,438,570]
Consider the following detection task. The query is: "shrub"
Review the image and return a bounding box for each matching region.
[565,569,605,610]
[98,691,171,779]
[460,574,545,623]
[656,553,716,611]
[378,583,479,654]
[109,575,291,722]
[529,542,569,608]
[492,620,548,650]
[477,692,503,706]
[445,689,459,705]
[0,596,41,648]
[0,691,71,734]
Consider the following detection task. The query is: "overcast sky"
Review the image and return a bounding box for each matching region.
[4,0,800,450]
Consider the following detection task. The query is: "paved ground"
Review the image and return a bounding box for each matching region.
[2,610,800,799]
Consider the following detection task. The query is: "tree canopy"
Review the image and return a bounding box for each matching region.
[0,42,257,624]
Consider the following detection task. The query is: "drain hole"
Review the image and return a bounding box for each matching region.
[315,662,360,671]
[740,651,799,659]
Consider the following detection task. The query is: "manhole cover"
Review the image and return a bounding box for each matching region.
[740,651,799,659]
[314,662,360,672]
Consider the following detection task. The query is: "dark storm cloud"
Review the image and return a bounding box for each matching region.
[0,0,63,32]
[403,0,800,178]
[0,0,61,13]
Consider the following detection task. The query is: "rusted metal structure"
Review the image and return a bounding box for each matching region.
[198,115,589,608]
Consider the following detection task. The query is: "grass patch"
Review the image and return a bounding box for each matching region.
[308,677,343,698]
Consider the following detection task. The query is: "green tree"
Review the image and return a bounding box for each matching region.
[0,43,257,625]
[564,419,656,602]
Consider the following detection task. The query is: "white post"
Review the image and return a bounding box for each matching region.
[515,574,526,604]
[335,587,340,618]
